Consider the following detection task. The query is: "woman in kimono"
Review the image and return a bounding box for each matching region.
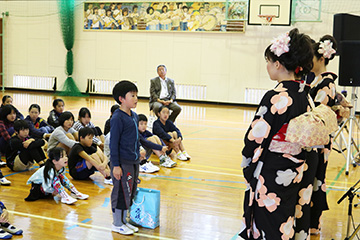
[309,35,340,235]
[239,28,314,239]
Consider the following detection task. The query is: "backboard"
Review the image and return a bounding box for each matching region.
[248,0,292,26]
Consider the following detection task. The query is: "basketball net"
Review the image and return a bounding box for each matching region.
[258,14,275,27]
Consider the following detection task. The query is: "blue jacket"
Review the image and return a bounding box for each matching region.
[152,119,182,141]
[110,109,140,166]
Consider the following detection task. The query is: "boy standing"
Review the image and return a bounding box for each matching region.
[110,80,140,235]
[68,127,111,183]
[6,120,47,171]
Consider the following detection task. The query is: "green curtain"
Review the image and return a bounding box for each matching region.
[58,0,82,96]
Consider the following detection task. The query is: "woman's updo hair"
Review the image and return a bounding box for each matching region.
[313,35,337,65]
[264,28,314,78]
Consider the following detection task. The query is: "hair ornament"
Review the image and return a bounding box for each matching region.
[318,40,336,59]
[270,32,291,57]
[295,66,303,74]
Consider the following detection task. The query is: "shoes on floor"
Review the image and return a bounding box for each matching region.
[61,195,77,205]
[182,151,191,160]
[104,178,113,185]
[111,224,134,235]
[125,222,139,233]
[0,229,12,239]
[70,192,89,200]
[0,178,11,186]
[140,162,160,173]
[177,152,188,161]
[0,223,22,235]
[160,157,177,168]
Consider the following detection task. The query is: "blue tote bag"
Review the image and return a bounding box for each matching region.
[129,187,160,229]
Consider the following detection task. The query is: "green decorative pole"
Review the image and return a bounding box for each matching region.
[58,0,82,96]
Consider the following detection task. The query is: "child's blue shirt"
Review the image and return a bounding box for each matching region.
[110,109,140,166]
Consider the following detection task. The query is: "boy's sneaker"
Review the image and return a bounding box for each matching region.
[0,178,11,186]
[160,157,177,168]
[104,178,113,185]
[182,151,191,160]
[125,222,139,233]
[177,152,188,161]
[0,161,6,167]
[140,162,158,173]
[147,162,160,172]
[0,229,12,239]
[0,223,22,235]
[111,224,134,235]
[61,195,77,205]
[70,192,89,200]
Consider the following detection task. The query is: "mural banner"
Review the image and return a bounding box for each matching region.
[84,2,245,32]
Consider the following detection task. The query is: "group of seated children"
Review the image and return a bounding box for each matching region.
[0,93,191,200]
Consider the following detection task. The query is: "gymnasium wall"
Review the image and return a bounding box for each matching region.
[0,1,358,105]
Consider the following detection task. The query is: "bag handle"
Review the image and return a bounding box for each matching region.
[132,195,145,206]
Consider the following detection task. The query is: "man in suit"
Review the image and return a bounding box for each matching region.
[149,65,182,122]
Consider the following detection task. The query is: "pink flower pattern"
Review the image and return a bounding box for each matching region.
[270,92,293,115]
[248,118,271,144]
[279,216,295,240]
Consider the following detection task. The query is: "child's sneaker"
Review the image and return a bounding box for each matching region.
[61,195,77,205]
[70,192,89,200]
[147,161,160,172]
[104,178,113,185]
[160,157,177,168]
[0,223,22,235]
[125,222,139,233]
[177,152,188,161]
[182,151,191,160]
[139,163,149,173]
[0,161,6,167]
[0,178,11,186]
[0,229,11,239]
[111,224,134,235]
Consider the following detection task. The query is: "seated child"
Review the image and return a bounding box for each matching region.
[25,104,54,134]
[47,111,78,154]
[1,95,24,120]
[25,147,88,204]
[73,107,105,151]
[138,114,176,169]
[47,99,65,128]
[0,105,18,170]
[0,201,23,239]
[104,104,119,136]
[68,127,111,184]
[153,106,191,161]
[6,120,47,171]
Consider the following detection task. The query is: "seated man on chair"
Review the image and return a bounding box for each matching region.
[149,65,182,123]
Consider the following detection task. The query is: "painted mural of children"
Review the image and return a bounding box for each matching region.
[104,9,118,29]
[85,3,93,29]
[113,3,123,29]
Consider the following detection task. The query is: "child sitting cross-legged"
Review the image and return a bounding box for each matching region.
[153,106,191,161]
[0,201,23,239]
[6,120,47,171]
[25,147,89,205]
[68,127,112,184]
[138,114,176,170]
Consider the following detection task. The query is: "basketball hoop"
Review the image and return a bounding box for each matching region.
[258,14,276,26]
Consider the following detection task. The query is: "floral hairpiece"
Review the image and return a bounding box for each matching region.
[318,40,336,59]
[270,32,291,57]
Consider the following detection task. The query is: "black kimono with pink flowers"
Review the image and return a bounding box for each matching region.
[239,80,311,240]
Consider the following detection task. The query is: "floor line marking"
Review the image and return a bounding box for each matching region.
[327,163,346,195]
[178,167,242,177]
[186,163,242,172]
[102,197,110,208]
[8,210,175,240]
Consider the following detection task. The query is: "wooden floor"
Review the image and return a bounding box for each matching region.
[1,90,360,240]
